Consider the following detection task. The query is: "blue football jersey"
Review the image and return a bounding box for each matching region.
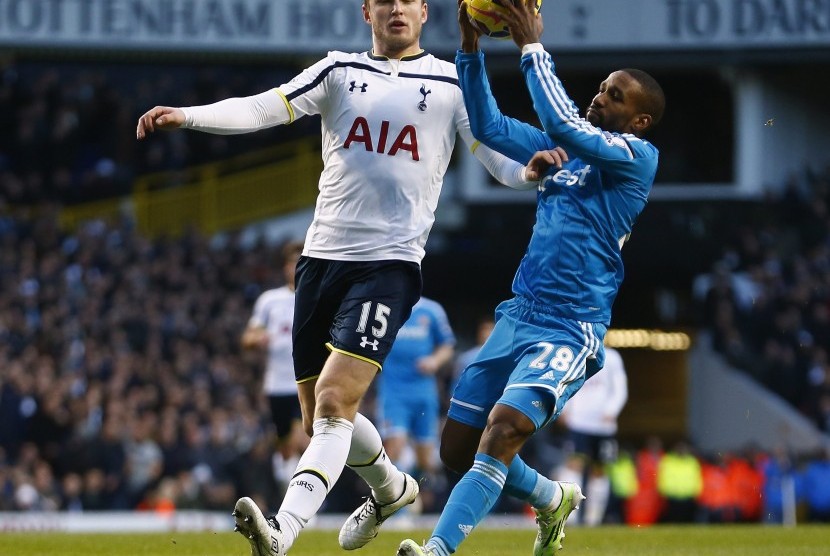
[380,297,456,390]
[456,50,659,324]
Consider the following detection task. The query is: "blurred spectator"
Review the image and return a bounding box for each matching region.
[800,448,830,522]
[123,412,163,507]
[80,468,110,511]
[605,448,638,524]
[626,435,665,525]
[759,446,797,524]
[697,454,736,523]
[186,408,242,511]
[137,477,177,514]
[559,346,628,525]
[725,450,763,522]
[657,440,702,523]
[60,472,84,512]
[232,435,283,514]
[807,350,830,434]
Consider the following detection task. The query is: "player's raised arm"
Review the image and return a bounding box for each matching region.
[135,89,289,140]
[456,2,553,166]
[499,0,662,176]
[455,50,553,166]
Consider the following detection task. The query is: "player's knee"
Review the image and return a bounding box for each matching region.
[314,384,355,420]
[314,394,343,419]
[439,419,481,473]
[481,418,533,456]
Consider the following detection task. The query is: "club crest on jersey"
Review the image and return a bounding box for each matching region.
[349,81,368,93]
[418,84,431,112]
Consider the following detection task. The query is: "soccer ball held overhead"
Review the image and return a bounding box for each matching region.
[465,0,543,41]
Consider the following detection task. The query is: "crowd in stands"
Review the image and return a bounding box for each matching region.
[0,209,285,512]
[699,163,830,435]
[0,56,311,205]
[0,208,829,524]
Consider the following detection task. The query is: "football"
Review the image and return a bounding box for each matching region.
[465,0,543,40]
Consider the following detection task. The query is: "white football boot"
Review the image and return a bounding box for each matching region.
[338,472,420,549]
[232,497,287,556]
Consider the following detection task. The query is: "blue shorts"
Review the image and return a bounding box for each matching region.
[449,297,606,430]
[292,257,422,382]
[377,389,438,444]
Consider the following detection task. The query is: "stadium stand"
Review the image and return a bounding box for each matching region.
[0,56,310,204]
[695,164,830,433]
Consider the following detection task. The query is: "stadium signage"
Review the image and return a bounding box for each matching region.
[0,0,827,52]
[0,0,273,42]
[667,0,830,40]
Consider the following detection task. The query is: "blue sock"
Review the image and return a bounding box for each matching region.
[429,453,508,554]
[503,455,555,509]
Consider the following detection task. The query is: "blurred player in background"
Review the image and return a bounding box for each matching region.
[398,1,664,555]
[377,296,456,512]
[136,1,550,554]
[560,346,628,525]
[451,315,495,396]
[240,241,309,496]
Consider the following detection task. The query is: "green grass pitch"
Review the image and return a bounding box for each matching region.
[2,526,829,556]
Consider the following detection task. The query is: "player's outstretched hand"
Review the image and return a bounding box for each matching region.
[494,0,543,49]
[525,147,568,181]
[457,0,481,53]
[136,106,186,140]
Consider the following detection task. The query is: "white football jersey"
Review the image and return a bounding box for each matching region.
[563,347,628,436]
[248,285,297,396]
[277,50,480,264]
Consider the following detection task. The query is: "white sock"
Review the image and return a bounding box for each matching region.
[584,476,610,526]
[347,412,405,503]
[276,417,353,549]
[544,482,565,512]
[426,538,451,556]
